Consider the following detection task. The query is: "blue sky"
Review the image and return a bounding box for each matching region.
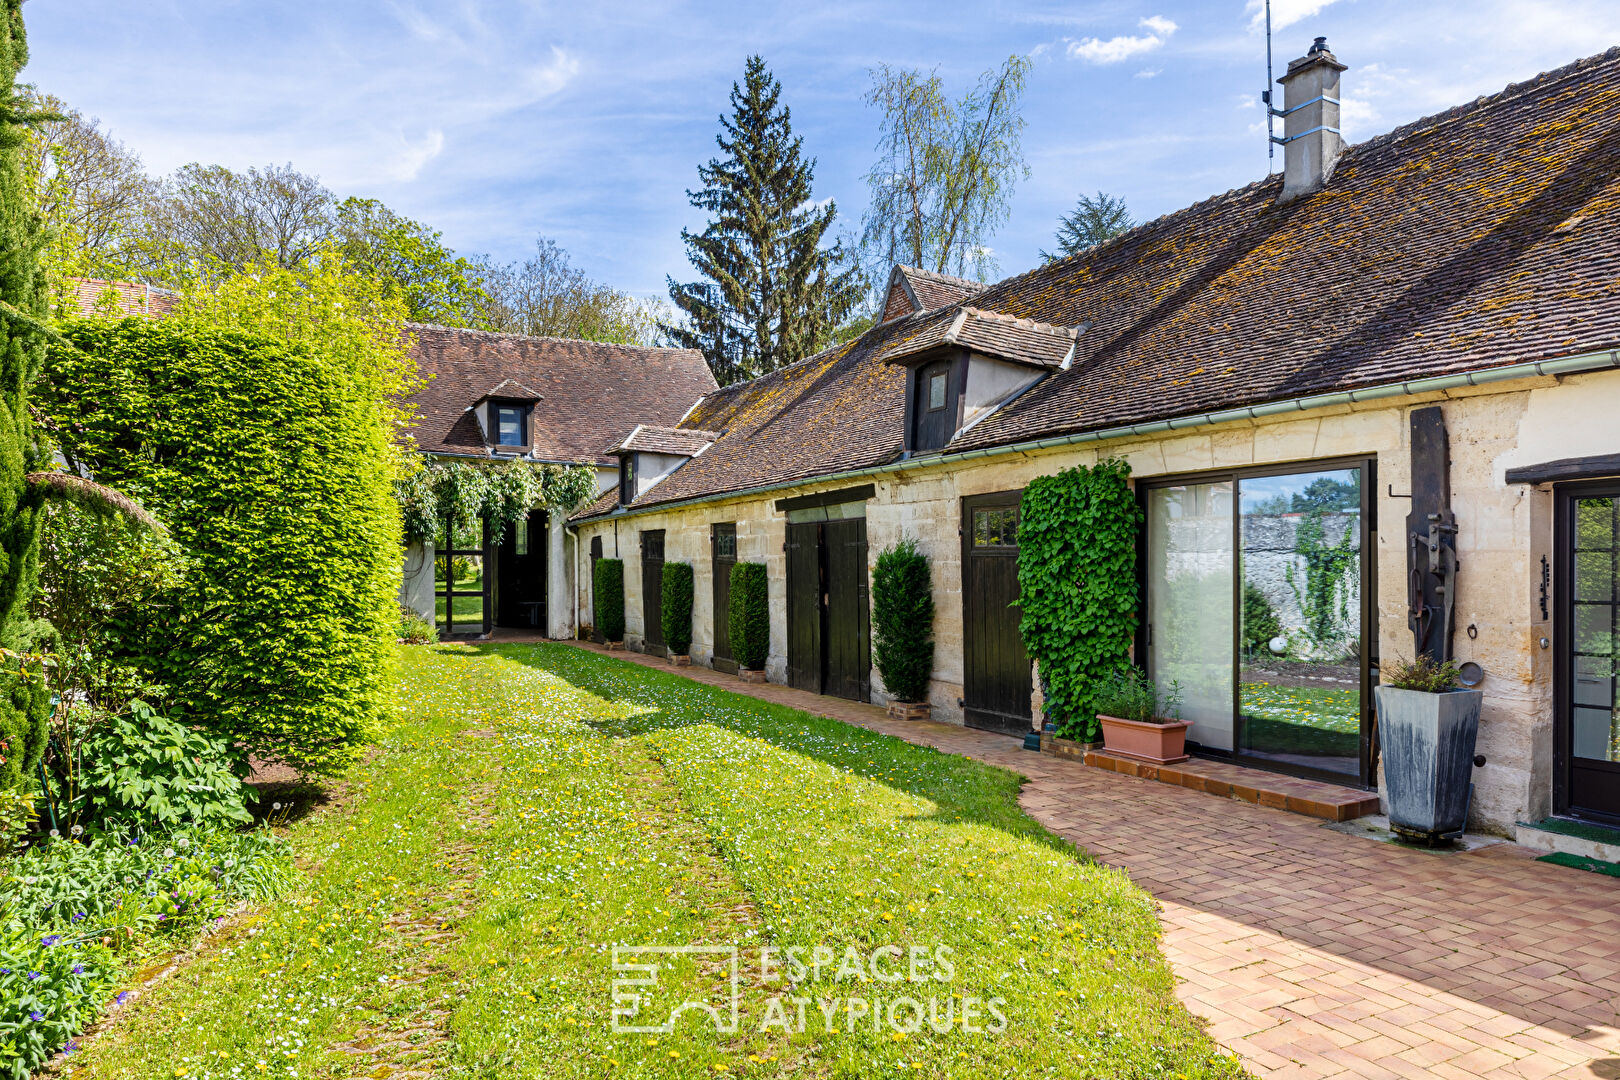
[27,0,1620,300]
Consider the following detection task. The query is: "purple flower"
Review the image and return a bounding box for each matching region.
[115,990,130,1004]
[71,911,85,922]
[72,964,83,974]
[26,972,40,981]
[28,1010,42,1021]
[40,934,61,947]
[64,1040,77,1055]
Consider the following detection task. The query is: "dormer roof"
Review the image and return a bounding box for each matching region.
[606,424,720,457]
[474,378,543,404]
[878,307,1082,369]
[880,265,987,322]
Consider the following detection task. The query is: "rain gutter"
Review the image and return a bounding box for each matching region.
[570,347,1620,526]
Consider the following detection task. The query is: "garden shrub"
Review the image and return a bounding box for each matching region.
[1018,459,1141,741]
[72,700,254,830]
[1092,667,1182,724]
[396,605,438,645]
[594,558,625,642]
[1241,581,1281,656]
[871,539,934,702]
[729,562,769,671]
[41,264,413,774]
[660,561,694,655]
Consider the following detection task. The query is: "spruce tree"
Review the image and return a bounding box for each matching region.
[0,0,54,791]
[665,56,862,385]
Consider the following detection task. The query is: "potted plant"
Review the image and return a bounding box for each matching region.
[729,561,769,682]
[661,562,694,666]
[594,558,625,649]
[1094,668,1190,764]
[872,539,934,720]
[1373,655,1483,845]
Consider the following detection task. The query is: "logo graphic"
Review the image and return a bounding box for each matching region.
[611,945,741,1034]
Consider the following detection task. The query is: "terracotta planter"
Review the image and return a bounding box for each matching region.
[605,640,625,652]
[737,669,767,684]
[671,654,692,667]
[886,701,931,721]
[1098,714,1192,764]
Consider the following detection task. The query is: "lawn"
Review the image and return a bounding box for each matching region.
[67,644,1244,1079]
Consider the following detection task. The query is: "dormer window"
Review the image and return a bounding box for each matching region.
[496,404,527,447]
[619,454,636,504]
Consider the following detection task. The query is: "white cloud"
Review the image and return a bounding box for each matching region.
[1135,68,1162,79]
[1066,16,1178,64]
[389,129,444,182]
[1245,0,1343,32]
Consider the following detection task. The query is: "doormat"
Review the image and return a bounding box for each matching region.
[1536,851,1620,878]
[1522,816,1620,847]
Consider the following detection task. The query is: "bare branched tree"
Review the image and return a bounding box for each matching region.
[139,162,336,275]
[476,237,663,346]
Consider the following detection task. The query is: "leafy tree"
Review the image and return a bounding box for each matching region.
[0,0,55,792]
[477,236,662,345]
[331,197,487,326]
[871,539,934,702]
[1241,582,1281,656]
[860,55,1031,285]
[665,55,862,385]
[21,91,151,283]
[139,161,335,276]
[1041,191,1133,262]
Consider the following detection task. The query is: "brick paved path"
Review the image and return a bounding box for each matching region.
[552,641,1620,1080]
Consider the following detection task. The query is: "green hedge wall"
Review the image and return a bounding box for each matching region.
[1017,459,1141,741]
[728,561,769,671]
[660,561,694,656]
[41,317,401,773]
[872,539,934,702]
[594,558,625,643]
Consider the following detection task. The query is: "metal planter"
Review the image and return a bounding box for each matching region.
[1373,685,1483,844]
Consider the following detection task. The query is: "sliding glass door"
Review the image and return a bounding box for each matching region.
[1141,460,1374,785]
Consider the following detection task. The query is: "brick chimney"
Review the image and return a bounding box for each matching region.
[1275,37,1346,202]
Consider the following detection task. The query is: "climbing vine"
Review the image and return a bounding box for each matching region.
[1017,458,1141,741]
[394,455,597,546]
[1285,511,1358,653]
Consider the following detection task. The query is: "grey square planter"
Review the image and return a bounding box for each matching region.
[1373,685,1484,844]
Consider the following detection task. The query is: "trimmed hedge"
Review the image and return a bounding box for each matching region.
[728,561,769,671]
[1017,459,1141,742]
[872,539,934,702]
[660,561,694,656]
[42,317,403,773]
[594,558,625,643]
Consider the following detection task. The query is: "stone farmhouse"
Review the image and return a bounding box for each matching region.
[567,41,1620,840]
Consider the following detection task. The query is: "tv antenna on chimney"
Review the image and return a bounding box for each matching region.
[1261,0,1276,170]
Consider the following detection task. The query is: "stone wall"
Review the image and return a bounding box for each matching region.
[573,369,1620,835]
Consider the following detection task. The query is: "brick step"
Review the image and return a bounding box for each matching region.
[1081,749,1381,822]
[1515,817,1620,864]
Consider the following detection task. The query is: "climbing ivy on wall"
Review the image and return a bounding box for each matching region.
[1017,458,1141,741]
[394,456,597,546]
[1286,511,1358,653]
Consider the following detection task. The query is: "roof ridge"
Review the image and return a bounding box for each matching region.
[404,321,702,356]
[959,306,1080,339]
[898,264,987,291]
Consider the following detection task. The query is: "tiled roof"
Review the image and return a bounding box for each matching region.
[879,307,1081,368]
[476,378,543,402]
[607,424,720,457]
[562,45,1620,515]
[880,265,987,322]
[58,278,177,318]
[404,325,716,465]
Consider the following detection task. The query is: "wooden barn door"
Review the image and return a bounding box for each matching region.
[641,530,665,656]
[711,523,737,673]
[962,491,1031,736]
[823,517,870,701]
[786,521,822,691]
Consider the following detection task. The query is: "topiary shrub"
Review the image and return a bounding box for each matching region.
[661,562,694,656]
[594,558,625,643]
[1018,458,1140,742]
[41,271,411,775]
[729,562,769,671]
[872,539,933,702]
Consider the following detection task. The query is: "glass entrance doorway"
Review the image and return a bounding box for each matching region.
[1558,485,1620,823]
[1142,461,1373,784]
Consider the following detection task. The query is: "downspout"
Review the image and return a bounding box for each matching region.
[575,348,1620,525]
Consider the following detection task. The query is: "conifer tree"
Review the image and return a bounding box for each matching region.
[0,0,54,790]
[665,56,861,385]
